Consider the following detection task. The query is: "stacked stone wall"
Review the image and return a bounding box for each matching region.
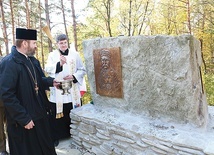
[70,104,214,155]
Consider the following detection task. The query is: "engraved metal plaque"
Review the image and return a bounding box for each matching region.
[93,47,123,98]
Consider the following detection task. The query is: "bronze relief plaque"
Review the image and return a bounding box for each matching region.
[93,47,123,98]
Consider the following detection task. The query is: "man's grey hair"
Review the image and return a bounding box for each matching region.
[56,34,68,43]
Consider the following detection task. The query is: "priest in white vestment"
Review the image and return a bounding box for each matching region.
[45,34,86,146]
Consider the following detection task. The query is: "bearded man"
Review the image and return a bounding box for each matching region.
[0,28,59,155]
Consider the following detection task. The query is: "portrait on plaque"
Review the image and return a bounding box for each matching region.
[93,47,123,98]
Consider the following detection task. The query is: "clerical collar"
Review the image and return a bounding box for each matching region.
[59,49,69,56]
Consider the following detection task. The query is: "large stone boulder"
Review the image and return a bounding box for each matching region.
[83,35,208,127]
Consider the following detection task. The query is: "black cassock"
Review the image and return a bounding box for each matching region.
[0,46,56,155]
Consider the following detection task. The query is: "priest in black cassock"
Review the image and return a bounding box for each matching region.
[0,28,59,155]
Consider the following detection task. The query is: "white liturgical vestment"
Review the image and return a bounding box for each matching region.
[45,48,86,111]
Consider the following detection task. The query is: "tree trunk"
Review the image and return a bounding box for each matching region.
[25,0,30,28]
[61,0,70,47]
[9,0,15,44]
[106,0,112,37]
[39,0,45,68]
[210,14,214,64]
[0,45,2,56]
[199,5,207,72]
[138,0,149,35]
[0,0,9,55]
[45,0,53,52]
[186,0,191,34]
[128,0,132,36]
[71,0,78,51]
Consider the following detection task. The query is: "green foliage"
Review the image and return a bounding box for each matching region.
[201,57,214,106]
[82,91,93,105]
[1,0,214,106]
[204,72,214,105]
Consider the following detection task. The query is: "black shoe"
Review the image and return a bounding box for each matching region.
[0,151,9,155]
[54,140,59,147]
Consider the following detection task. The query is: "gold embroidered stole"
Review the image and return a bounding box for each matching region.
[55,52,81,119]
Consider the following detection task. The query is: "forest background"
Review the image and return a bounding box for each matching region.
[0,0,213,105]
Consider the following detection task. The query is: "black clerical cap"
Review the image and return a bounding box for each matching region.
[16,28,37,40]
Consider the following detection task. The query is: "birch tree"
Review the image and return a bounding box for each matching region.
[87,0,115,37]
[45,0,53,52]
[60,0,70,47]
[70,0,78,50]
[25,0,30,28]
[118,0,154,36]
[0,0,9,54]
[9,0,15,44]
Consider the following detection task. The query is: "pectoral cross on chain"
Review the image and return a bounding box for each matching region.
[35,84,39,95]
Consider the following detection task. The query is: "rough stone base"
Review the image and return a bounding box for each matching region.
[70,104,214,155]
